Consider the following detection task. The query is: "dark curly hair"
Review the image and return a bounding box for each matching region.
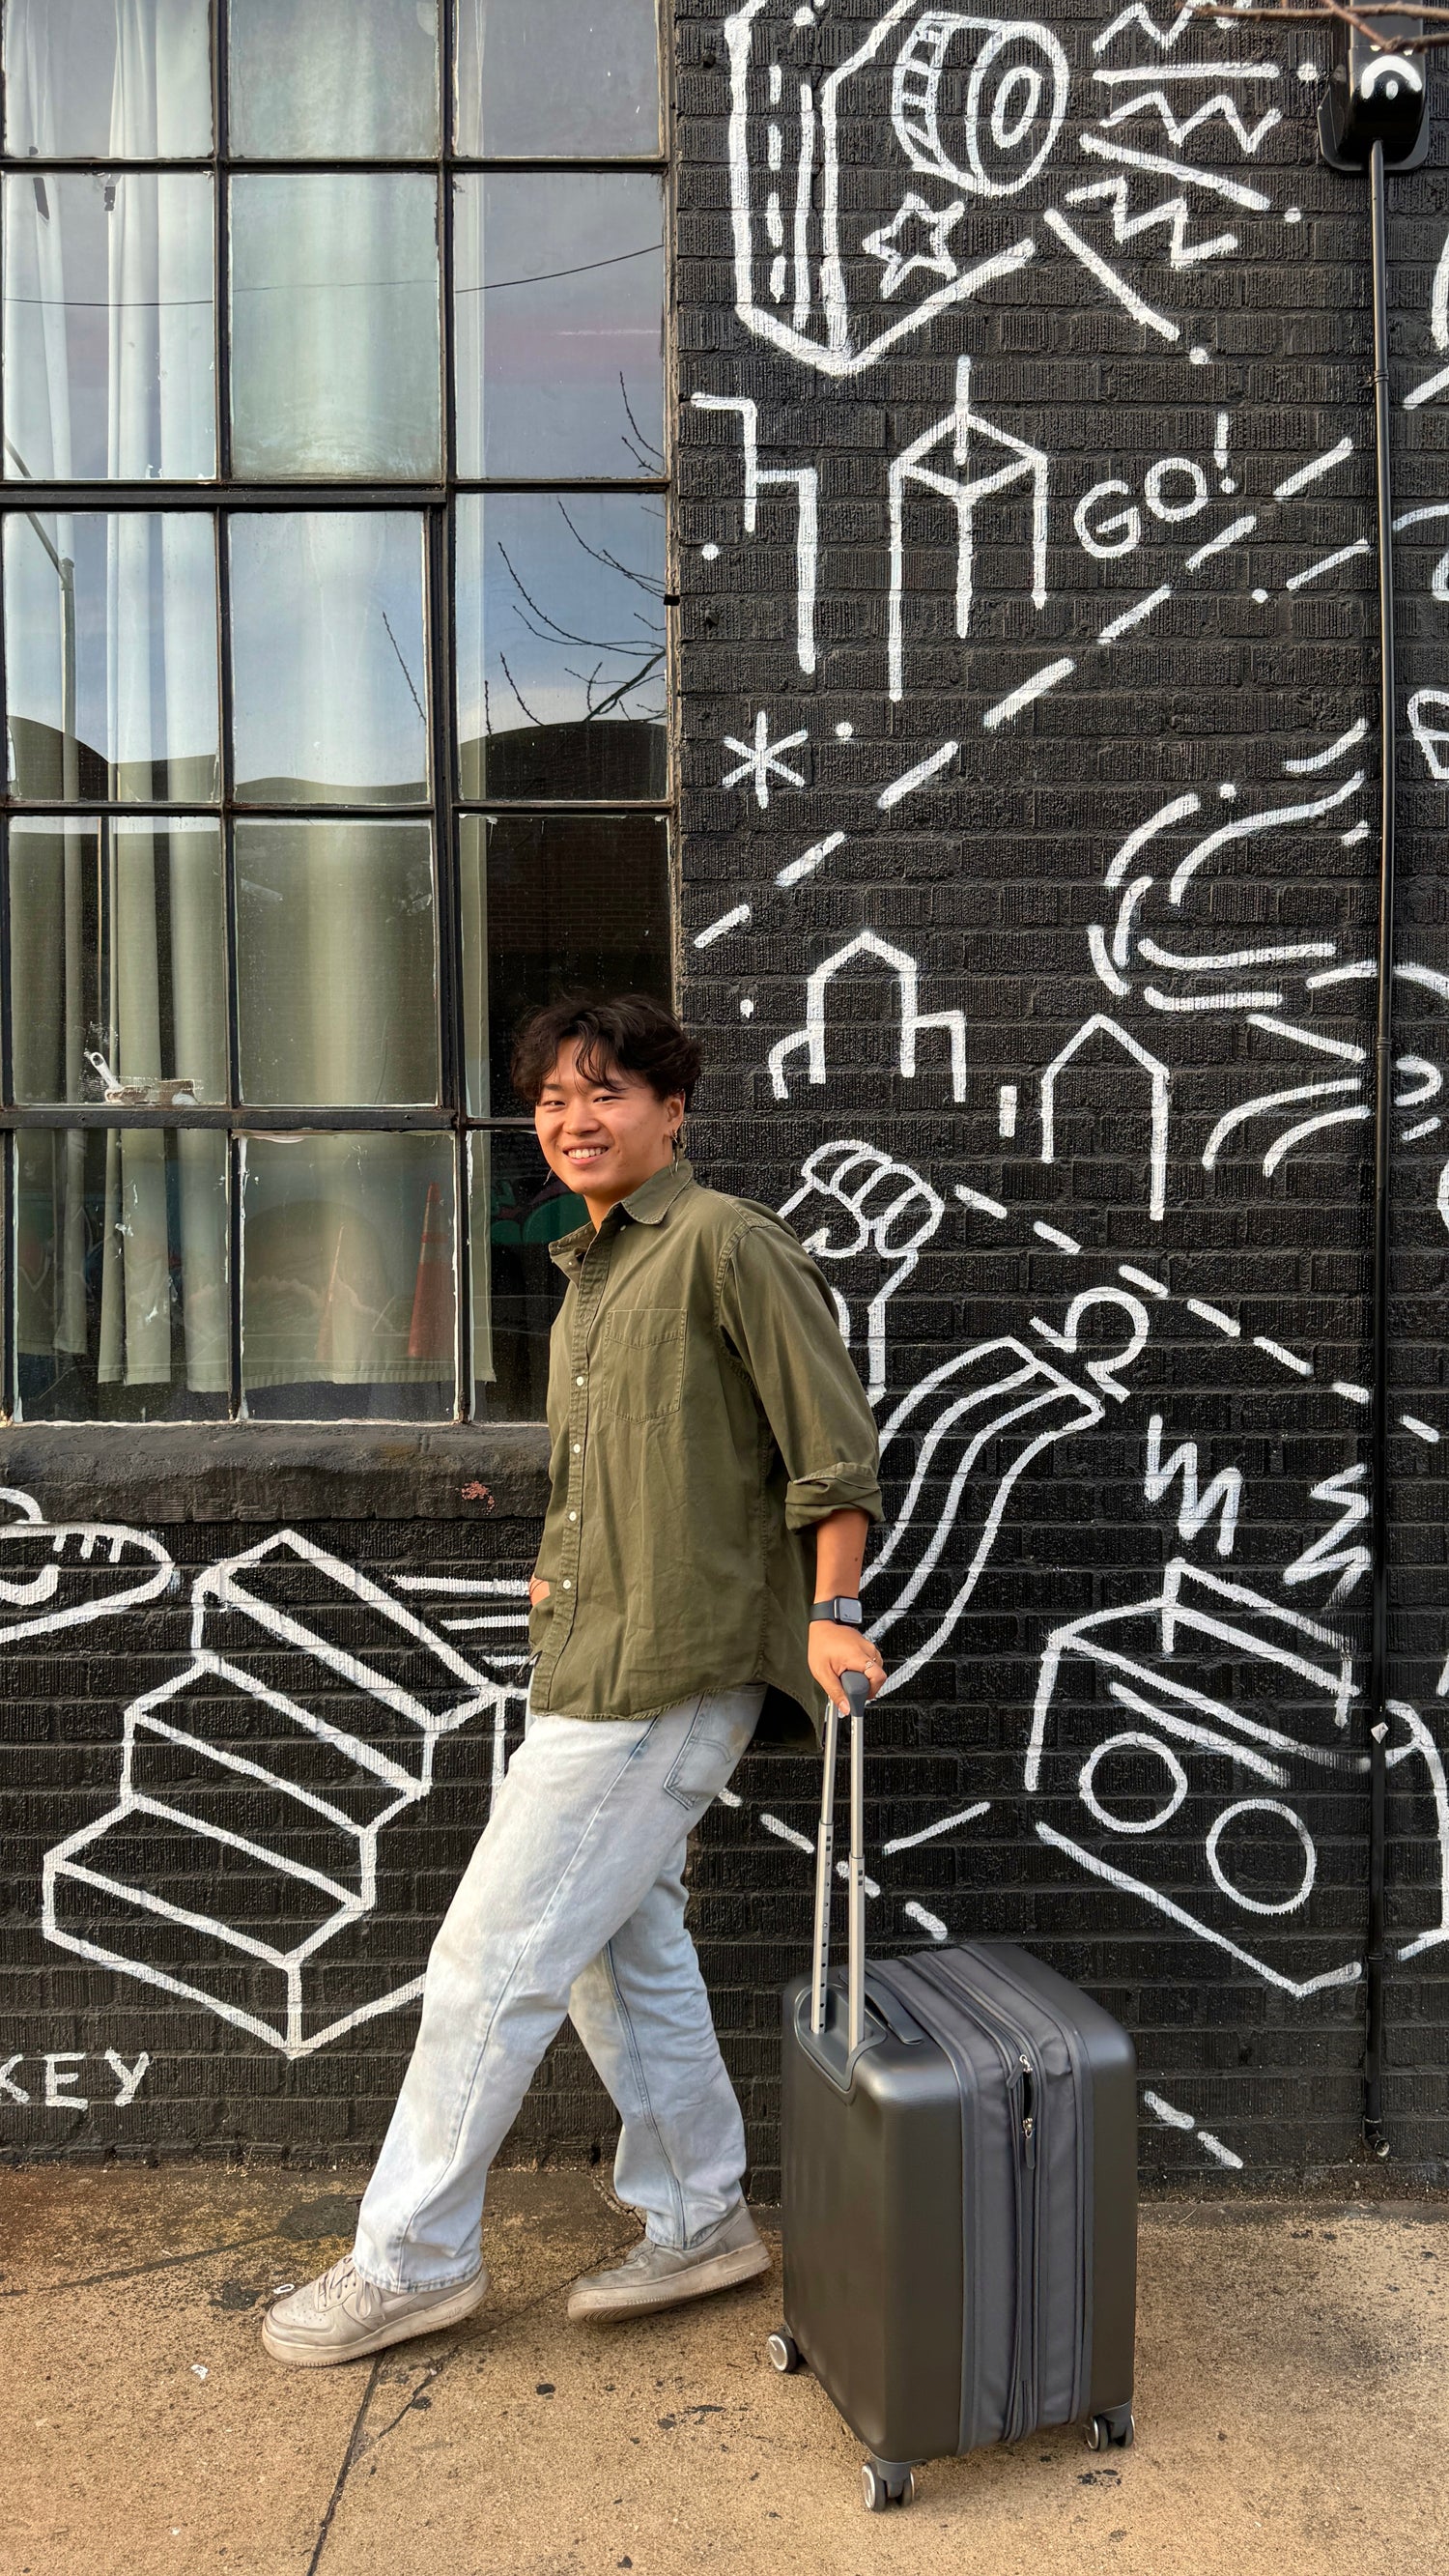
[510,993,703,1109]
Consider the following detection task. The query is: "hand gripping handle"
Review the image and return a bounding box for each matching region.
[810,1669,869,2052]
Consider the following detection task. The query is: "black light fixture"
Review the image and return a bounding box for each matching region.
[1316,9,1427,2162]
[1319,7,1431,167]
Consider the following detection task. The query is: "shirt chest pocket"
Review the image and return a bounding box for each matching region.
[592,1302,687,1423]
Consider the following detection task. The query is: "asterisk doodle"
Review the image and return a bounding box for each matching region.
[863,193,965,301]
[722,710,809,809]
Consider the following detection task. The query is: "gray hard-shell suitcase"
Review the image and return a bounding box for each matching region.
[771,1674,1138,2511]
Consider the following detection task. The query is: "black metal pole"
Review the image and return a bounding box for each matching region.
[1365,137,1396,2161]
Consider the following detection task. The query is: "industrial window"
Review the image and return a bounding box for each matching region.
[0,0,671,1423]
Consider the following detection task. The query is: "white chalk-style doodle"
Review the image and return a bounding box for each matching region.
[43,1531,531,2059]
[778,1138,945,1399]
[1141,2087,1244,2170]
[1404,224,1449,411]
[1094,5,1200,54]
[724,2,1276,382]
[1031,1286,1151,1402]
[893,14,1069,194]
[864,1339,1105,1694]
[1281,1466,1372,1606]
[0,1490,173,1644]
[1391,503,1449,607]
[887,356,1049,701]
[862,189,965,297]
[767,929,968,1100]
[1038,1015,1171,1222]
[722,708,810,806]
[724,2,1042,379]
[1407,688,1449,783]
[1144,1415,1242,1558]
[1027,1560,1364,1999]
[690,392,820,674]
[1093,64,1282,158]
[1388,1702,1449,1962]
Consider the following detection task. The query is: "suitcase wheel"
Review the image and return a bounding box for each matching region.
[1086,2408,1135,2452]
[766,2330,802,2375]
[861,2460,917,2512]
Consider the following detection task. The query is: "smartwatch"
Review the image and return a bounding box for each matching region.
[810,1596,864,1626]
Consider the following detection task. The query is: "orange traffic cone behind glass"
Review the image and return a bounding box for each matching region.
[408,1182,453,1362]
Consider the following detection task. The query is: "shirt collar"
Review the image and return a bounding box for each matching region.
[549,1157,696,1270]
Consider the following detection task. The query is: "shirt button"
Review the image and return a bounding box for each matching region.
[575,1374,585,1387]
[567,1510,578,1523]
[562,1578,573,1590]
[572,1442,581,1454]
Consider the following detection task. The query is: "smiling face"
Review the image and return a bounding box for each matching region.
[533,1039,686,1225]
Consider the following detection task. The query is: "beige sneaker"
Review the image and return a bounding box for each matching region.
[567,2204,770,2322]
[262,2253,487,2368]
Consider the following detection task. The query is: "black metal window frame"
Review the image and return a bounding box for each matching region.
[0,0,675,1424]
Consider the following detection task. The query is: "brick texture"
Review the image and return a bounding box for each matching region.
[2,5,1446,2195]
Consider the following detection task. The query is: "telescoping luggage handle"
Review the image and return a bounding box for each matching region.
[810,1669,869,2052]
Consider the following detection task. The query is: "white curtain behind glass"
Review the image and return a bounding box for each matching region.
[12,3,223,1396]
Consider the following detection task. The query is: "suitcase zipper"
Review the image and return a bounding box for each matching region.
[904,1956,1041,2444]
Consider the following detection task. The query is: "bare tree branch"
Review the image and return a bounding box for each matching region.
[1213,0,1449,50]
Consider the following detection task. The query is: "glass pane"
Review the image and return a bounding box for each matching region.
[15,1126,228,1420]
[460,811,670,1116]
[228,514,429,805]
[236,820,439,1106]
[3,173,215,483]
[230,0,439,157]
[469,1126,582,1419]
[455,494,666,801]
[240,1131,455,1420]
[4,0,213,157]
[455,0,660,156]
[3,510,219,799]
[453,175,663,479]
[11,816,226,1104]
[230,176,441,479]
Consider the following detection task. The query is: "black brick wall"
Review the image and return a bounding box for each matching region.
[2,2,1446,2195]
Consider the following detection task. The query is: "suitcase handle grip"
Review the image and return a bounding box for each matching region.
[810,1669,868,2053]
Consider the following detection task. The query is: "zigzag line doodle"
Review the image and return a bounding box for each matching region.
[1144,1415,1242,1557]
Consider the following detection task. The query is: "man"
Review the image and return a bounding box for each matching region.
[264,994,885,2367]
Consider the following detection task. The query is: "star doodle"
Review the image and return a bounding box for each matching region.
[721,710,809,809]
[862,192,965,301]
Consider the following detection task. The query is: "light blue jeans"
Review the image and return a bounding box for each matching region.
[353,1684,766,2292]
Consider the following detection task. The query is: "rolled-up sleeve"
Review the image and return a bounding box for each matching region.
[717,1216,883,1531]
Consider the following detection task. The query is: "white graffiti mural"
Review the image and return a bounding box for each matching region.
[34,1516,531,2059]
[6,2,1447,2188]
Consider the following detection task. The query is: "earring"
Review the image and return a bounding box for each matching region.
[670,1130,683,1163]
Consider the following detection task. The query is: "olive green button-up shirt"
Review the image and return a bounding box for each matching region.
[527,1158,883,1737]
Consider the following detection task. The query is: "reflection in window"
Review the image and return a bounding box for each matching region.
[455,493,666,801]
[453,174,664,479]
[230,0,440,159]
[469,1127,584,1418]
[460,811,670,1116]
[11,816,226,1104]
[3,510,218,799]
[236,820,439,1107]
[228,513,429,805]
[3,173,214,483]
[230,175,441,479]
[240,1132,455,1419]
[454,0,661,157]
[3,0,213,158]
[16,1124,228,1419]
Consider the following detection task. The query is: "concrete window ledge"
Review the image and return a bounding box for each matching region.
[0,1421,553,1525]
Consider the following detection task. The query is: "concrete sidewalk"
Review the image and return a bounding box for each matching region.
[0,2164,1444,2576]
